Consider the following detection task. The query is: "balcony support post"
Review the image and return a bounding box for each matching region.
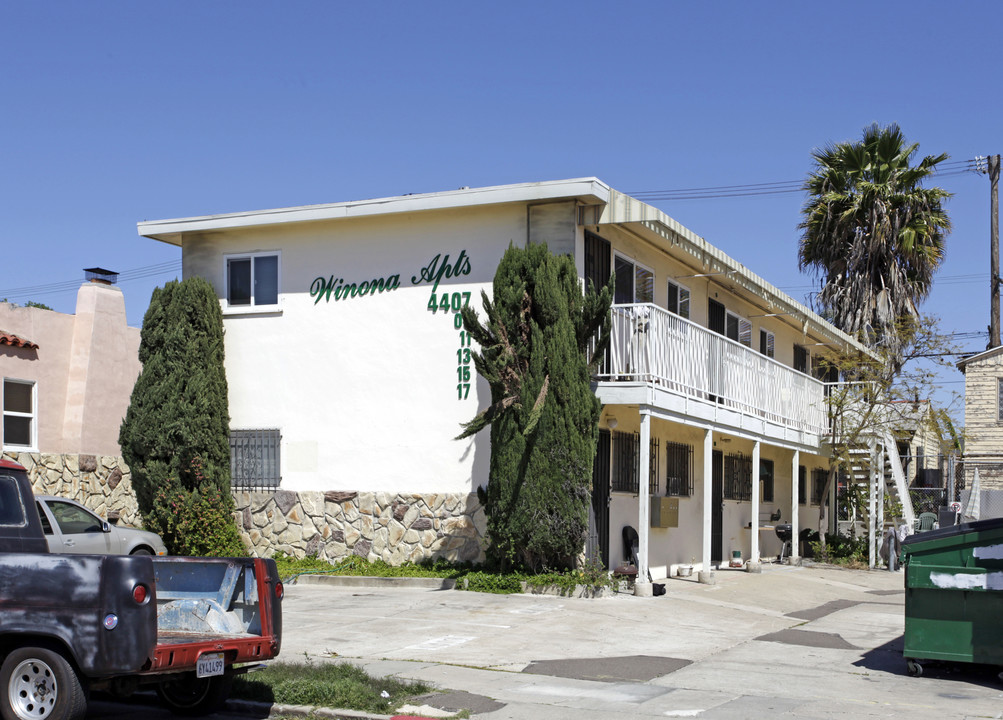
[700,428,713,583]
[635,409,651,595]
[751,440,761,563]
[790,449,800,562]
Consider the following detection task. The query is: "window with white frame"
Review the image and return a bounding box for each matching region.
[998,378,1003,422]
[613,254,653,305]
[725,310,752,347]
[226,252,279,308]
[2,379,35,450]
[759,329,775,358]
[666,280,690,319]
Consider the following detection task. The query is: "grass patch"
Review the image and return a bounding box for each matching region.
[231,660,433,714]
[273,553,615,596]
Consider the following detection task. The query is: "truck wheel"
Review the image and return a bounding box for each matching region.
[0,647,86,720]
[156,673,232,716]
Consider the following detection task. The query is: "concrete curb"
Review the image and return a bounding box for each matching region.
[228,699,397,718]
[294,575,457,590]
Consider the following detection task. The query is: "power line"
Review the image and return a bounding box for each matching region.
[0,261,182,300]
[626,158,985,202]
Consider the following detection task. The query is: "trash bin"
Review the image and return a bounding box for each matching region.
[900,517,1003,677]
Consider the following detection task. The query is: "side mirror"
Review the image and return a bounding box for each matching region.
[102,521,111,533]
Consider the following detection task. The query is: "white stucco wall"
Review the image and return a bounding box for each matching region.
[182,204,531,494]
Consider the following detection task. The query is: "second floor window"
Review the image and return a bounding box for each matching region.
[226,252,279,307]
[614,255,653,304]
[760,329,775,358]
[726,310,752,347]
[667,280,690,319]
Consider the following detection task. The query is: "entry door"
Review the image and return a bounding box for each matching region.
[712,450,723,563]
[590,429,611,568]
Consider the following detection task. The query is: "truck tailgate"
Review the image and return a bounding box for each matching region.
[145,557,282,673]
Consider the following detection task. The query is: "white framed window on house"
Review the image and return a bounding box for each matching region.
[666,279,690,319]
[998,378,1003,422]
[225,252,280,309]
[759,329,775,358]
[613,254,654,304]
[725,310,752,347]
[2,379,36,451]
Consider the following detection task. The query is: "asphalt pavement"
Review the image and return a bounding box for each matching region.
[92,563,1003,719]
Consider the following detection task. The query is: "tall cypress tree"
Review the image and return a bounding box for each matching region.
[459,243,612,571]
[119,277,244,555]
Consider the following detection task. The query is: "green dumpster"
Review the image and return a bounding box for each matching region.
[901,517,1003,677]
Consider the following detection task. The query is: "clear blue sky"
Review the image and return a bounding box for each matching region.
[1,1,997,418]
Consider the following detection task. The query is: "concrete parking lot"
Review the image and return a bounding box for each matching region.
[275,564,1003,719]
[91,564,1003,719]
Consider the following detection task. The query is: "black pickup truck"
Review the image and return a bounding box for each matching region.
[0,458,283,720]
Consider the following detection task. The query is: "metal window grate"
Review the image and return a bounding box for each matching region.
[649,437,660,495]
[611,431,639,493]
[230,429,281,491]
[811,468,827,506]
[724,453,752,501]
[665,442,693,496]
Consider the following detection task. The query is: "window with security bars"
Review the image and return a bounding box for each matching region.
[230,429,281,490]
[648,437,660,495]
[760,459,774,502]
[724,453,752,501]
[665,442,693,496]
[811,468,828,506]
[611,431,639,493]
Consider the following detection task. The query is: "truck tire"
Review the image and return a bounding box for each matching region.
[156,672,232,716]
[0,647,86,720]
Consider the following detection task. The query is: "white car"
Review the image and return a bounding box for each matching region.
[35,495,168,556]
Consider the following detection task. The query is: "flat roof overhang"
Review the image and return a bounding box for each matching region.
[138,177,611,246]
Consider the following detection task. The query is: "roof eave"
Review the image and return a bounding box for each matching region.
[138,177,611,246]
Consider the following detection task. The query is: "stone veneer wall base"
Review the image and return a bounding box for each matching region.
[232,490,487,564]
[1,452,485,565]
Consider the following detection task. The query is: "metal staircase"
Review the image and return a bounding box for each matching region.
[842,433,915,567]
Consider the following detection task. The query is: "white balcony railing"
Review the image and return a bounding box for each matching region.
[595,304,828,435]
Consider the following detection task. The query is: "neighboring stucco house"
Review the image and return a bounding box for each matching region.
[139,178,875,581]
[0,273,142,521]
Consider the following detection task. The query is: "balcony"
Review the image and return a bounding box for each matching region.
[594,304,828,441]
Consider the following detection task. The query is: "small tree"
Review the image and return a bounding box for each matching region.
[119,277,245,556]
[457,243,612,571]
[817,316,961,560]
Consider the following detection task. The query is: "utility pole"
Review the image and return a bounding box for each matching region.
[991,155,1000,348]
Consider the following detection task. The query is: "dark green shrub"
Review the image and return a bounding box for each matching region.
[810,532,868,565]
[145,459,246,557]
[119,277,242,555]
[458,243,612,571]
[461,571,524,594]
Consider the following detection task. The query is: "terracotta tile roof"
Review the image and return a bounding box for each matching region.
[0,331,38,349]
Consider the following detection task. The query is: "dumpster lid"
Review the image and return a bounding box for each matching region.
[902,516,1003,546]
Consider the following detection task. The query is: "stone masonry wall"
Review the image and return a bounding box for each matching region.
[232,490,487,565]
[1,450,487,563]
[1,451,143,527]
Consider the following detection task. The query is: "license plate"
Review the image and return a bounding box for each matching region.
[196,653,224,678]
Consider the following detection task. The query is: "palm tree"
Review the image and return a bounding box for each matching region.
[798,123,951,369]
